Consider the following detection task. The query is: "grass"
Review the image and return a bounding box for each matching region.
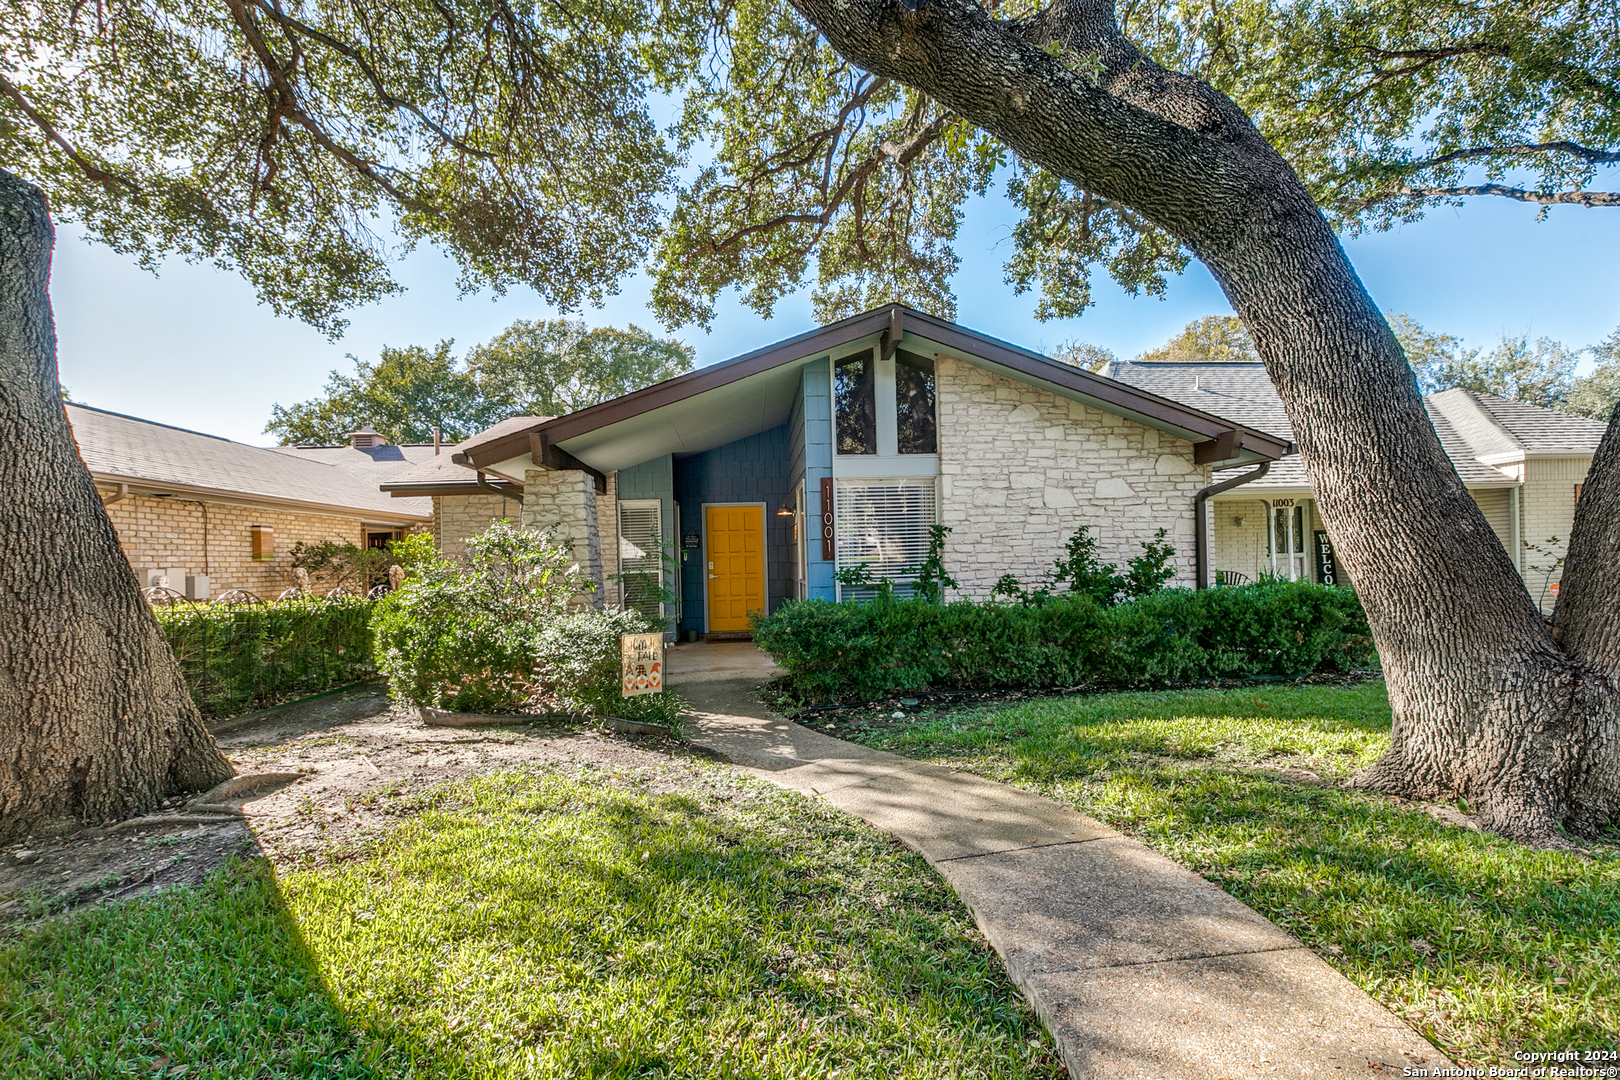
[837,681,1620,1068]
[0,761,1062,1079]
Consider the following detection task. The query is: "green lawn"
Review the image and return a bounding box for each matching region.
[837,682,1620,1069]
[0,761,1062,1079]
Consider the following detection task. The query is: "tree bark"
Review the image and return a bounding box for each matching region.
[0,170,233,842]
[787,0,1619,841]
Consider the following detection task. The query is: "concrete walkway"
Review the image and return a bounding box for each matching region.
[665,644,1449,1079]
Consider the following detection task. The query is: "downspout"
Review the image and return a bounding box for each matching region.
[1194,461,1272,589]
[100,482,129,506]
[1509,485,1522,574]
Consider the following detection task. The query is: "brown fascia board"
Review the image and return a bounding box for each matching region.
[379,480,523,497]
[459,303,1292,469]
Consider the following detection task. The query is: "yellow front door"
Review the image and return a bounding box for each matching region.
[705,505,764,632]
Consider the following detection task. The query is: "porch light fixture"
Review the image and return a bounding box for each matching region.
[1233,516,1247,527]
[776,504,794,517]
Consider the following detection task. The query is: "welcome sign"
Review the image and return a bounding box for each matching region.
[620,633,664,697]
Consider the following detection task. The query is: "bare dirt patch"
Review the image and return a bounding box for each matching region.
[0,682,697,923]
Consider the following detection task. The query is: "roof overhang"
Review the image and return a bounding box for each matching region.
[379,478,523,498]
[1475,450,1596,466]
[457,305,1294,477]
[92,472,433,524]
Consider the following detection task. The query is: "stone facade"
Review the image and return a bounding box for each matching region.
[434,492,523,559]
[103,493,387,598]
[522,468,604,601]
[935,355,1208,597]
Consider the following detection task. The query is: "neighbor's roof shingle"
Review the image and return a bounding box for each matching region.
[1102,360,1599,490]
[68,404,431,521]
[271,443,438,514]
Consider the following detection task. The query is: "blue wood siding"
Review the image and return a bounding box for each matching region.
[801,358,836,600]
[674,424,795,634]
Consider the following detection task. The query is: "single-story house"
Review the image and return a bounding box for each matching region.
[1100,357,1609,609]
[405,305,1291,637]
[71,404,433,598]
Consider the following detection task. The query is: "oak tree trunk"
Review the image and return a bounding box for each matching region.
[790,0,1620,842]
[0,170,233,842]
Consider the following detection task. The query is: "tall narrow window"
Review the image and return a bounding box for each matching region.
[1268,501,1308,580]
[835,353,876,454]
[895,351,937,454]
[618,500,663,621]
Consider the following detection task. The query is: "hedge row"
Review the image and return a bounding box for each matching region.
[751,580,1375,703]
[154,598,376,717]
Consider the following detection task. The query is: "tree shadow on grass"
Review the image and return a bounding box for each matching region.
[0,851,390,1079]
[274,766,1061,1079]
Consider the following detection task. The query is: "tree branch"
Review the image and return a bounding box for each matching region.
[1408,141,1620,169]
[1396,184,1620,208]
[0,74,139,195]
[245,0,497,160]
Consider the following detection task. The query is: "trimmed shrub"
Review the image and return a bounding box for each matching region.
[752,580,1375,703]
[155,597,375,717]
[373,524,685,725]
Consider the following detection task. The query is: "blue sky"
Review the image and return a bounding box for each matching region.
[49,187,1620,446]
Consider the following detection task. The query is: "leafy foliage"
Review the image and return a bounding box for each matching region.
[911,525,958,604]
[154,597,375,717]
[371,522,588,712]
[266,342,489,446]
[753,580,1375,703]
[265,320,691,445]
[6,0,1610,334]
[466,320,693,419]
[372,523,683,722]
[1566,324,1620,420]
[1048,525,1126,606]
[288,539,396,593]
[1134,315,1259,364]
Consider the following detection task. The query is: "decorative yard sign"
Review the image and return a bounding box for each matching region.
[621,633,664,697]
[1313,530,1337,586]
[819,477,835,560]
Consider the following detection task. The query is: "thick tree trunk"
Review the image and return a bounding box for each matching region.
[0,170,233,842]
[789,0,1619,841]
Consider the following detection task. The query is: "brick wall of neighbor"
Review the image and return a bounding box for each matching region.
[1519,456,1592,610]
[935,356,1209,597]
[522,468,604,602]
[434,492,522,558]
[1210,497,1270,584]
[103,493,397,597]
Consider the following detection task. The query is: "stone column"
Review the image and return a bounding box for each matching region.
[523,468,604,605]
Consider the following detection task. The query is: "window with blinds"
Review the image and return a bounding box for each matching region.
[834,479,937,598]
[617,499,663,621]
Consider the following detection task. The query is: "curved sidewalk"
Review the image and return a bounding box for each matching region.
[669,650,1449,1080]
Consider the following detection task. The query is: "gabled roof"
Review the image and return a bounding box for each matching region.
[271,443,438,515]
[456,305,1292,478]
[1105,359,1601,492]
[68,404,431,523]
[1427,388,1609,457]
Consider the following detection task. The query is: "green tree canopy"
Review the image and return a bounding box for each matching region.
[264,321,691,445]
[3,0,1612,334]
[1135,316,1260,364]
[467,321,693,418]
[1566,326,1620,420]
[1391,314,1591,410]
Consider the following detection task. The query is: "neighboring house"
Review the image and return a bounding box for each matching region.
[417,305,1289,638]
[373,423,532,558]
[71,405,433,598]
[1100,358,1608,609]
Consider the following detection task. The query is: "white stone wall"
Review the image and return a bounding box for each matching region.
[522,468,604,602]
[935,355,1209,597]
[434,492,523,559]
